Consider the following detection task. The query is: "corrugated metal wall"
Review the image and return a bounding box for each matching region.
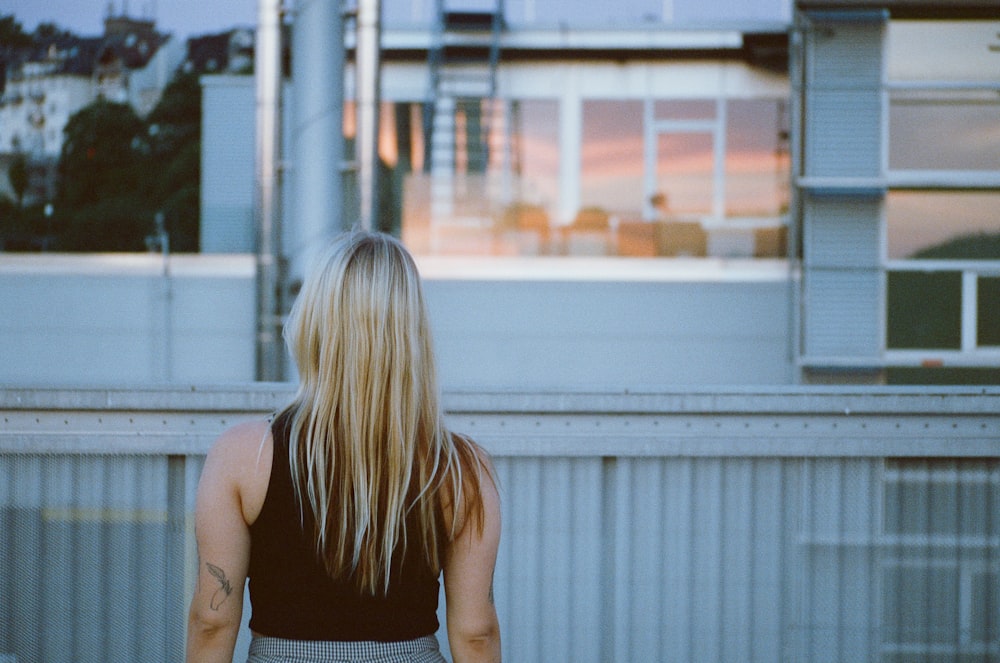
[491,455,998,662]
[1,388,998,662]
[0,455,191,662]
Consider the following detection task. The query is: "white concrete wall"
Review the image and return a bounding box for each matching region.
[0,254,794,388]
[422,258,796,389]
[0,254,257,386]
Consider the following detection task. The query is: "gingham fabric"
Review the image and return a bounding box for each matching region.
[246,634,447,663]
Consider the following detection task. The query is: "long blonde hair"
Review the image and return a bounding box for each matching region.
[281,231,487,595]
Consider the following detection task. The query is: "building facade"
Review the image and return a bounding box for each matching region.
[200,0,999,385]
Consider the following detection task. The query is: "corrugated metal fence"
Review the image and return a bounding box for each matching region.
[1,387,998,662]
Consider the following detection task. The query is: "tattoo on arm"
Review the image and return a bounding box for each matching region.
[206,562,233,610]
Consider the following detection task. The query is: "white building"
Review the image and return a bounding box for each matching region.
[0,15,184,163]
[0,4,998,661]
[0,0,997,390]
[0,60,97,159]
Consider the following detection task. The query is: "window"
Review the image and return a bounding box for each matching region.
[886,271,962,350]
[881,459,1000,661]
[886,192,1000,262]
[581,100,644,217]
[889,90,1000,172]
[725,99,789,219]
[380,79,789,260]
[882,20,1000,372]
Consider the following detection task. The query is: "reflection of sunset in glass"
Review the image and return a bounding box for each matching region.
[392,94,791,257]
[887,192,1000,260]
[579,99,789,219]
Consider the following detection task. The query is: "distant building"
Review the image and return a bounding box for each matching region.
[0,13,184,205]
[199,0,999,386]
[184,28,255,75]
[93,15,184,117]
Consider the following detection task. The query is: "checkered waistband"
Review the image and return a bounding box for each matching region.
[247,633,446,663]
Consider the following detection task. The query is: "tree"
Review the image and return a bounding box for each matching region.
[0,15,33,51]
[56,99,152,250]
[7,153,27,208]
[146,70,202,251]
[33,22,72,41]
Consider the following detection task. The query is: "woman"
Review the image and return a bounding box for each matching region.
[186,231,501,662]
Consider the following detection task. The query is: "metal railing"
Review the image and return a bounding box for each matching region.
[2,385,999,662]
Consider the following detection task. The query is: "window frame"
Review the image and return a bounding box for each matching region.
[881,77,1000,367]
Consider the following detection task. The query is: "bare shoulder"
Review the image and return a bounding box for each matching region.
[211,419,272,458]
[203,419,274,523]
[448,433,501,536]
[456,433,498,487]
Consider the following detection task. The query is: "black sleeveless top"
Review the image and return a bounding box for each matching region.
[248,412,441,641]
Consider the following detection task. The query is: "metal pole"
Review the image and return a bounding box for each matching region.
[356,0,382,231]
[289,0,346,284]
[254,0,284,381]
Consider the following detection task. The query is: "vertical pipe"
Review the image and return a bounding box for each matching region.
[643,98,656,221]
[356,0,382,231]
[789,12,805,383]
[713,96,727,221]
[254,0,283,381]
[290,0,346,284]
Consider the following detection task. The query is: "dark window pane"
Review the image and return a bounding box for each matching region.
[883,566,959,644]
[887,271,962,349]
[977,276,1000,347]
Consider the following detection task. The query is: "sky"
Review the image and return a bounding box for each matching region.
[3,0,257,41]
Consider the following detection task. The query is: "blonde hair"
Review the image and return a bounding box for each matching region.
[281,231,487,595]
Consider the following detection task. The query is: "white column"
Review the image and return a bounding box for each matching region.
[558,80,582,225]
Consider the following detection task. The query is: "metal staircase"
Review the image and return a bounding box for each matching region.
[424,0,505,251]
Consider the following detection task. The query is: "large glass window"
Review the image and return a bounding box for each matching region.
[886,192,1000,261]
[887,271,963,350]
[881,459,1000,659]
[889,90,1000,172]
[650,99,716,221]
[726,99,789,219]
[511,99,560,213]
[576,97,789,259]
[882,20,1000,375]
[580,100,644,217]
[390,94,789,258]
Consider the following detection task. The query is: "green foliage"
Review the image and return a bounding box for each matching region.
[0,14,33,50]
[49,68,205,252]
[0,196,19,235]
[147,71,201,128]
[146,70,202,251]
[58,195,151,252]
[54,100,152,250]
[0,199,58,250]
[58,99,150,208]
[2,15,188,253]
[32,22,72,41]
[7,153,28,207]
[912,232,1000,261]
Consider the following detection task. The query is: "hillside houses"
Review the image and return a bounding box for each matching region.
[0,11,252,207]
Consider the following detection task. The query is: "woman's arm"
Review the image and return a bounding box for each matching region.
[443,454,502,663]
[185,421,269,663]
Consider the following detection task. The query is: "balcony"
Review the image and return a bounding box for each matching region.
[2,386,998,662]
